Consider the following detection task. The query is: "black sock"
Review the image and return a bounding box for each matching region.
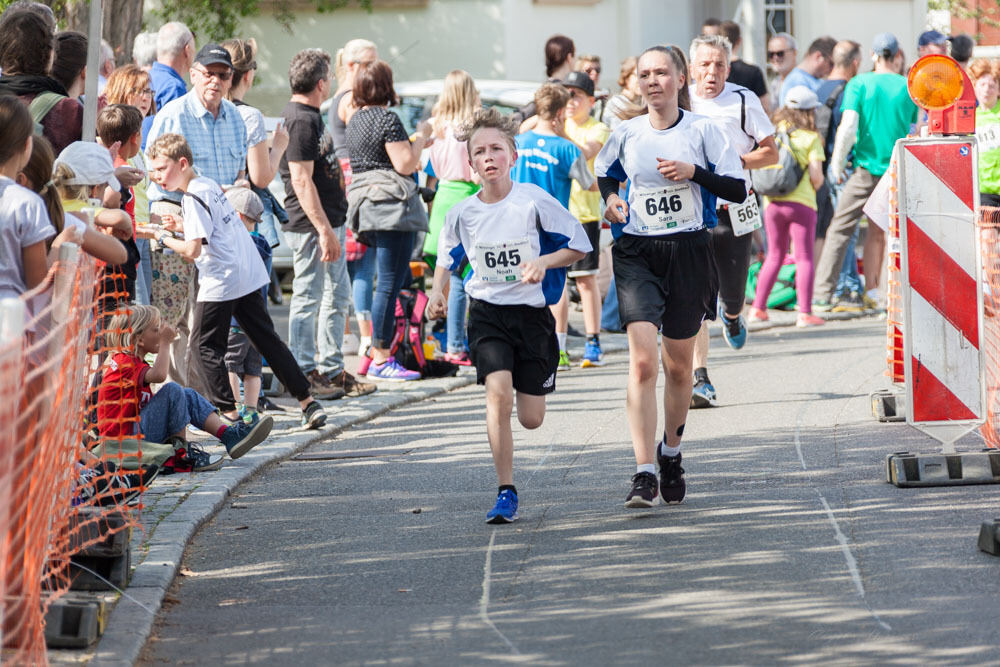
[499,484,517,495]
[723,312,738,323]
[587,334,600,345]
[694,366,709,383]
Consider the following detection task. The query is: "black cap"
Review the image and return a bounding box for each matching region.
[949,34,975,62]
[563,71,595,97]
[194,43,233,69]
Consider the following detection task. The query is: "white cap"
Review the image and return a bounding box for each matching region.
[784,85,820,110]
[54,141,122,192]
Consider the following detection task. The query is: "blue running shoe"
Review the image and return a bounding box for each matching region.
[718,303,747,350]
[690,369,717,409]
[486,489,519,524]
[581,340,604,367]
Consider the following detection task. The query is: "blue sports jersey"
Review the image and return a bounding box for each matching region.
[512,131,595,209]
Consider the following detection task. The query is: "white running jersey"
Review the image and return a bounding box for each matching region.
[437,182,592,308]
[689,82,775,181]
[594,111,744,236]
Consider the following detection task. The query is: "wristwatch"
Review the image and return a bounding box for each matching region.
[155,233,168,251]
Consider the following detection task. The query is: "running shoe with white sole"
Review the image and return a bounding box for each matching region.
[625,471,658,508]
[718,304,747,350]
[557,350,571,372]
[690,369,717,409]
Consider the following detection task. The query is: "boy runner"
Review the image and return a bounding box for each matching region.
[427,108,591,523]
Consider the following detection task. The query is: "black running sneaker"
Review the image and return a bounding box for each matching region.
[625,471,658,508]
[657,450,686,504]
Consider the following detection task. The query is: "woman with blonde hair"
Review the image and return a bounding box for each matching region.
[331,38,378,350]
[422,69,481,364]
[104,63,158,303]
[602,56,646,129]
[750,86,826,328]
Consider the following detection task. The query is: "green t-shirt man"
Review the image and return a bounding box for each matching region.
[841,71,919,178]
[977,102,1000,194]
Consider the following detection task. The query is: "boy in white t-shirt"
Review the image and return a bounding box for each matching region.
[427,108,591,523]
[146,133,328,431]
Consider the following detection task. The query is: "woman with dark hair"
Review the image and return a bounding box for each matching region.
[0,10,82,154]
[545,34,576,80]
[51,31,88,99]
[346,59,431,381]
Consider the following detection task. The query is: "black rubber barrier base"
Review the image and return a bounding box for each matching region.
[978,519,1000,556]
[885,450,1000,487]
[43,593,109,648]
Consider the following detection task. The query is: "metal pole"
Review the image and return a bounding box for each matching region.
[81,0,102,142]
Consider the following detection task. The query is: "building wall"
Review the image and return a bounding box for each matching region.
[235,0,929,114]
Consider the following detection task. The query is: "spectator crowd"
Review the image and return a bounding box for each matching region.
[0,0,990,515]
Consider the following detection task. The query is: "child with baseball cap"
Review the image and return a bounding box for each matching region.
[224,187,272,424]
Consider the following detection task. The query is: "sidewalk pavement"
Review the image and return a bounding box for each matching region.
[53,306,875,666]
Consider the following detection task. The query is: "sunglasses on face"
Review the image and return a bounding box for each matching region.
[768,50,788,59]
[194,67,233,81]
[584,66,601,74]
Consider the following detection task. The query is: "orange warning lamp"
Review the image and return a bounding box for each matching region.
[907,54,976,135]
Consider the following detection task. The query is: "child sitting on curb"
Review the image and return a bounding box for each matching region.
[428,108,591,523]
[146,133,327,429]
[97,305,273,470]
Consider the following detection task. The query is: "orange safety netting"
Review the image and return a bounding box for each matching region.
[979,206,1000,448]
[886,159,905,384]
[2,243,149,664]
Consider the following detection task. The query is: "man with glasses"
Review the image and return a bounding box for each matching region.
[767,32,798,109]
[145,43,249,394]
[777,36,837,107]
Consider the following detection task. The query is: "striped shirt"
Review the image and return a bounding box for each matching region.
[145,90,247,203]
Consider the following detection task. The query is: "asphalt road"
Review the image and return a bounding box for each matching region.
[141,318,1000,665]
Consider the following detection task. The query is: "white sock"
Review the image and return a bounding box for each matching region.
[866,288,879,300]
[637,463,656,475]
[556,332,567,351]
[359,335,372,351]
[659,441,682,458]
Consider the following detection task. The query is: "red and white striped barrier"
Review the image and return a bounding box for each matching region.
[897,137,985,450]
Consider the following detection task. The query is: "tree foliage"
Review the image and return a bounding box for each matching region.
[153,0,372,43]
[929,0,1000,30]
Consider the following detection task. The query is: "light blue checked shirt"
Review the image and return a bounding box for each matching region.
[145,90,248,203]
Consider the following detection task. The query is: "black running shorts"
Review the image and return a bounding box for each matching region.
[612,230,719,340]
[568,221,601,277]
[467,298,559,395]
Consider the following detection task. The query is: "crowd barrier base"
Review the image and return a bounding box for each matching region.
[977,519,1000,555]
[870,387,906,423]
[885,449,1000,487]
[42,593,109,648]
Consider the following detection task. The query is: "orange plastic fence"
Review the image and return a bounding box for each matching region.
[1,244,148,664]
[979,206,1000,448]
[886,159,905,384]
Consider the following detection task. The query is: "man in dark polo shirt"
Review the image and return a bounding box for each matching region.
[279,48,375,399]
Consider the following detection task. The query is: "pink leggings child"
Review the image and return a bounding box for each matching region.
[753,200,817,314]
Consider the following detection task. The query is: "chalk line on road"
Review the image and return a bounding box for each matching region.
[480,529,520,654]
[794,365,893,632]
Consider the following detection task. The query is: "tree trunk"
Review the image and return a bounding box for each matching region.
[59,0,144,66]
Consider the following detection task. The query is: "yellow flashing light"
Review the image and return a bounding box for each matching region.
[907,54,964,110]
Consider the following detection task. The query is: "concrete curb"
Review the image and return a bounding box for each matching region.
[77,307,873,665]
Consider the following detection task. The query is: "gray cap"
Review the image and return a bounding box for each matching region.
[225,187,264,224]
[872,32,899,58]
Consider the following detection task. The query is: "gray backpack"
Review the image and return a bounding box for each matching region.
[750,128,803,197]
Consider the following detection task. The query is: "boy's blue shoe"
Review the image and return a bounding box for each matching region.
[581,340,604,368]
[718,304,747,350]
[486,489,519,524]
[220,415,274,459]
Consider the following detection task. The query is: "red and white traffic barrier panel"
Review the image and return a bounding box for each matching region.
[897,136,985,450]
